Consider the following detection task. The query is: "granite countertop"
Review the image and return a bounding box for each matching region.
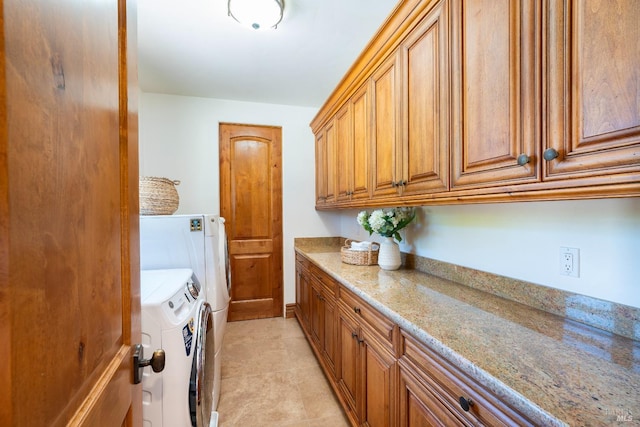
[295,239,640,426]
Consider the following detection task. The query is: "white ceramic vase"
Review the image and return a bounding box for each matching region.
[378,237,401,270]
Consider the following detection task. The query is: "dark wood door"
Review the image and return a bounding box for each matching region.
[220,123,283,321]
[0,0,140,425]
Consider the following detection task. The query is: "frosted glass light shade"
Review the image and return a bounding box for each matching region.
[228,0,284,30]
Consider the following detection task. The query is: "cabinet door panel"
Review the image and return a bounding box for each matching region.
[452,0,539,188]
[545,0,640,179]
[336,104,353,201]
[399,363,463,427]
[310,282,323,346]
[362,330,396,427]
[315,131,327,205]
[322,295,338,377]
[402,0,450,195]
[372,52,402,198]
[352,82,371,200]
[337,309,360,419]
[325,121,337,203]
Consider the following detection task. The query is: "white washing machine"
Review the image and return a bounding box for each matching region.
[140,214,230,410]
[141,268,218,427]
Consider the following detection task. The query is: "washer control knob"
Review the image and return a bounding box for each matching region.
[187,281,199,299]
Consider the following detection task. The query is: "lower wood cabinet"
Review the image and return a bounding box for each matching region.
[400,332,535,426]
[295,255,536,427]
[337,302,397,427]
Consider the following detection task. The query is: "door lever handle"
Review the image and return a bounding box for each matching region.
[133,344,165,384]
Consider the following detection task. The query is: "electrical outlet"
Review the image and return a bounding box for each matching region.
[559,247,580,277]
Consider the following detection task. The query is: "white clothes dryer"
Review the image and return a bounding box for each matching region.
[140,214,230,410]
[141,268,217,427]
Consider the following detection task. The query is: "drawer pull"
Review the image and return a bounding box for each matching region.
[459,396,473,412]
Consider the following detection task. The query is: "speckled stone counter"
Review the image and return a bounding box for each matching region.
[294,238,640,426]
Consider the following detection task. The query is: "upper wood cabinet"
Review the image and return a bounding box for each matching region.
[544,0,640,181]
[336,82,372,202]
[315,119,336,206]
[401,0,450,196]
[310,0,639,209]
[371,51,403,199]
[451,0,539,189]
[372,0,451,199]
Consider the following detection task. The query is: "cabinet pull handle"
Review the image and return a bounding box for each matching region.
[351,332,358,339]
[459,396,473,412]
[543,148,559,161]
[353,307,361,314]
[391,181,397,188]
[400,180,407,186]
[358,338,365,345]
[516,153,530,166]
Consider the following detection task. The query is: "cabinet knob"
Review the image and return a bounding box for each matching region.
[400,180,407,186]
[353,307,361,314]
[516,153,530,166]
[351,332,358,339]
[543,148,559,161]
[459,396,473,412]
[391,181,397,188]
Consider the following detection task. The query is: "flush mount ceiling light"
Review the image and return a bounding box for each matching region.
[228,0,284,30]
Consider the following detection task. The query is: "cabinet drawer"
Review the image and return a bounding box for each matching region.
[310,264,338,296]
[400,332,534,426]
[339,286,396,351]
[295,253,310,271]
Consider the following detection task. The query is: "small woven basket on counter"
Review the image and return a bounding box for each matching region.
[341,239,379,266]
[139,176,180,215]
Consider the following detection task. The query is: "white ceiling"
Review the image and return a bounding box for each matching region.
[138,0,399,108]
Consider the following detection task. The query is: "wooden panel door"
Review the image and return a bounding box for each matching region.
[324,120,337,204]
[401,0,450,196]
[220,123,283,321]
[1,0,141,426]
[545,0,640,180]
[451,0,540,189]
[371,51,402,198]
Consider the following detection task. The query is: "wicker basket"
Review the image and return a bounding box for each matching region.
[139,177,180,215]
[341,239,379,266]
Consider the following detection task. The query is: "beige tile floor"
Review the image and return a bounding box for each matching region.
[216,317,351,427]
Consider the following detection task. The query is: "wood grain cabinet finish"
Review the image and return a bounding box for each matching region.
[336,83,372,202]
[315,120,336,206]
[451,0,540,189]
[337,291,398,427]
[400,332,535,426]
[371,51,403,199]
[295,255,338,378]
[295,256,539,427]
[400,0,451,196]
[311,0,639,209]
[544,0,640,182]
[294,255,311,326]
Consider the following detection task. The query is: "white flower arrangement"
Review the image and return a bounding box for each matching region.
[357,207,416,242]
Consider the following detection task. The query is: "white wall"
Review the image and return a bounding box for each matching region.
[140,92,640,311]
[343,198,640,308]
[140,92,342,309]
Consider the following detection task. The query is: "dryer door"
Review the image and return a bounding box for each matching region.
[190,301,215,427]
